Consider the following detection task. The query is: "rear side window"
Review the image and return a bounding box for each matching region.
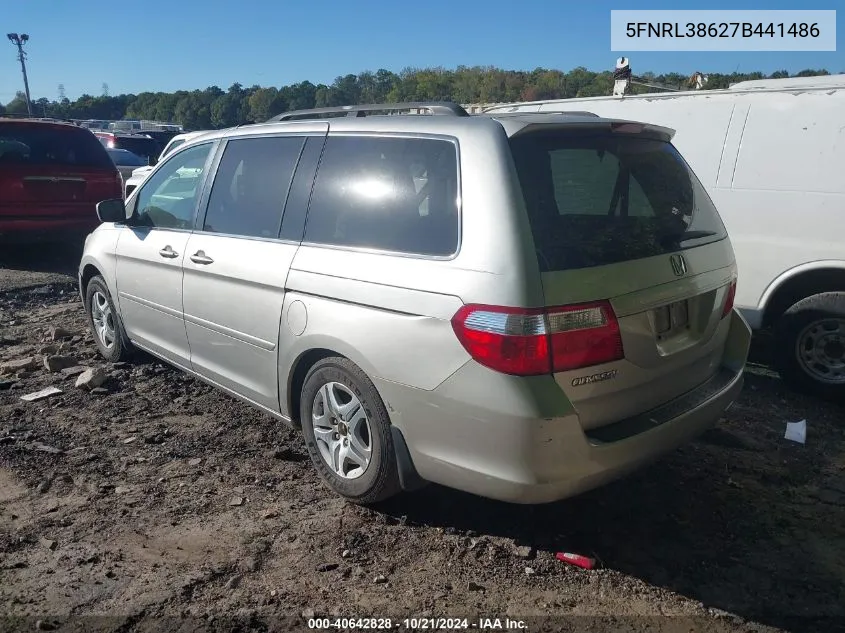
[304,135,459,257]
[0,123,113,169]
[203,136,305,238]
[509,130,727,272]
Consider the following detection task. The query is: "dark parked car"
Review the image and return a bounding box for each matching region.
[93,131,161,166]
[134,129,181,154]
[0,119,123,244]
[107,148,148,182]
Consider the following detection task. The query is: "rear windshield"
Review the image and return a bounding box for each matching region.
[0,123,113,169]
[107,148,147,166]
[114,137,159,162]
[509,130,727,272]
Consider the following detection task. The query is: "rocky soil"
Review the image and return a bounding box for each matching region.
[1,244,844,633]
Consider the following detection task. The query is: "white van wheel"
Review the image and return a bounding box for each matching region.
[300,357,402,504]
[773,292,845,401]
[85,275,133,363]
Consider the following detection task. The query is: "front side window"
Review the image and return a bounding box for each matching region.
[304,135,459,257]
[203,136,304,238]
[133,142,212,230]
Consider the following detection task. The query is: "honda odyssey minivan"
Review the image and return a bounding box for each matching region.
[78,103,751,504]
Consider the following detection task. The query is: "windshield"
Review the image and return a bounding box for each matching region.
[509,130,727,272]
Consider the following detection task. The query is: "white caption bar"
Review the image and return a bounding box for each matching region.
[611,10,836,52]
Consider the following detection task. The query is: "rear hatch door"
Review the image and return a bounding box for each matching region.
[505,118,737,430]
[0,122,121,224]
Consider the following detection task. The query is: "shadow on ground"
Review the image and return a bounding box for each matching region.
[0,242,83,278]
[380,364,845,632]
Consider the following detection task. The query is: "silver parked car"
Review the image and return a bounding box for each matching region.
[78,102,751,505]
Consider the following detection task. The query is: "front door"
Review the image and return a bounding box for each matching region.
[115,141,215,366]
[182,133,320,411]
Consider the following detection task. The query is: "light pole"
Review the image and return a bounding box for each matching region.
[7,33,33,116]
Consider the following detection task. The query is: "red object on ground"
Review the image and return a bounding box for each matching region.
[555,552,596,569]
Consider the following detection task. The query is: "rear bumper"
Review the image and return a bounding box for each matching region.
[378,309,752,504]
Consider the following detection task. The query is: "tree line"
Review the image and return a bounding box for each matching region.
[1,65,833,130]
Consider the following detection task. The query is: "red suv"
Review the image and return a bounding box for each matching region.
[0,119,123,244]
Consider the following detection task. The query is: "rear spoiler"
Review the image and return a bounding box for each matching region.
[502,118,676,143]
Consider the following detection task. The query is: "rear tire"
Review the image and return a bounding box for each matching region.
[85,275,133,363]
[300,357,401,504]
[773,292,845,401]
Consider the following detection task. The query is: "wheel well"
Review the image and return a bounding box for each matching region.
[80,264,102,302]
[287,348,340,428]
[763,268,845,327]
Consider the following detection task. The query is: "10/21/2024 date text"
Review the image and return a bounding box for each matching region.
[307,617,529,630]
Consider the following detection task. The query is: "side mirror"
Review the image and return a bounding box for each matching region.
[148,155,158,166]
[96,198,127,223]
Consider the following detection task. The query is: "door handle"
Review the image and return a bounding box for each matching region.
[190,250,214,265]
[158,246,178,258]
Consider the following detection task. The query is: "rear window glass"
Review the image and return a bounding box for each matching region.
[509,130,727,272]
[0,123,113,169]
[304,135,459,257]
[108,148,147,166]
[114,137,159,162]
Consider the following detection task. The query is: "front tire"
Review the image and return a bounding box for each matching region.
[300,357,401,504]
[773,292,845,401]
[85,275,133,363]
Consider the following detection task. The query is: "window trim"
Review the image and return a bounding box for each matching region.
[299,131,463,262]
[127,139,219,233]
[191,132,313,244]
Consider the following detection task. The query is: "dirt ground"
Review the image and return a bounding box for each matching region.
[1,244,844,633]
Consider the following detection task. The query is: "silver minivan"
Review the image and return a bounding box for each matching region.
[79,103,751,504]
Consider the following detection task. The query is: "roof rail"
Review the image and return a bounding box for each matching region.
[268,102,469,122]
[550,110,600,117]
[483,105,600,117]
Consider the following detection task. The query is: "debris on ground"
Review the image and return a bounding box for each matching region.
[20,386,63,402]
[74,367,107,390]
[555,552,596,570]
[0,357,38,375]
[43,355,77,373]
[39,538,58,551]
[784,419,807,444]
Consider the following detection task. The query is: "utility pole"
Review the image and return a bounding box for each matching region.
[7,33,33,116]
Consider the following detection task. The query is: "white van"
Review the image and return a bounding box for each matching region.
[486,76,845,399]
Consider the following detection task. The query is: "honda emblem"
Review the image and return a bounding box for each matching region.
[670,254,687,277]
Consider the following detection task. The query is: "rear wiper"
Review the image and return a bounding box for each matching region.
[677,230,719,242]
[658,230,719,250]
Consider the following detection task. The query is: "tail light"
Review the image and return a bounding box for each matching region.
[721,280,737,319]
[451,301,624,377]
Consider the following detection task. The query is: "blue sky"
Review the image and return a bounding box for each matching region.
[2,0,842,102]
